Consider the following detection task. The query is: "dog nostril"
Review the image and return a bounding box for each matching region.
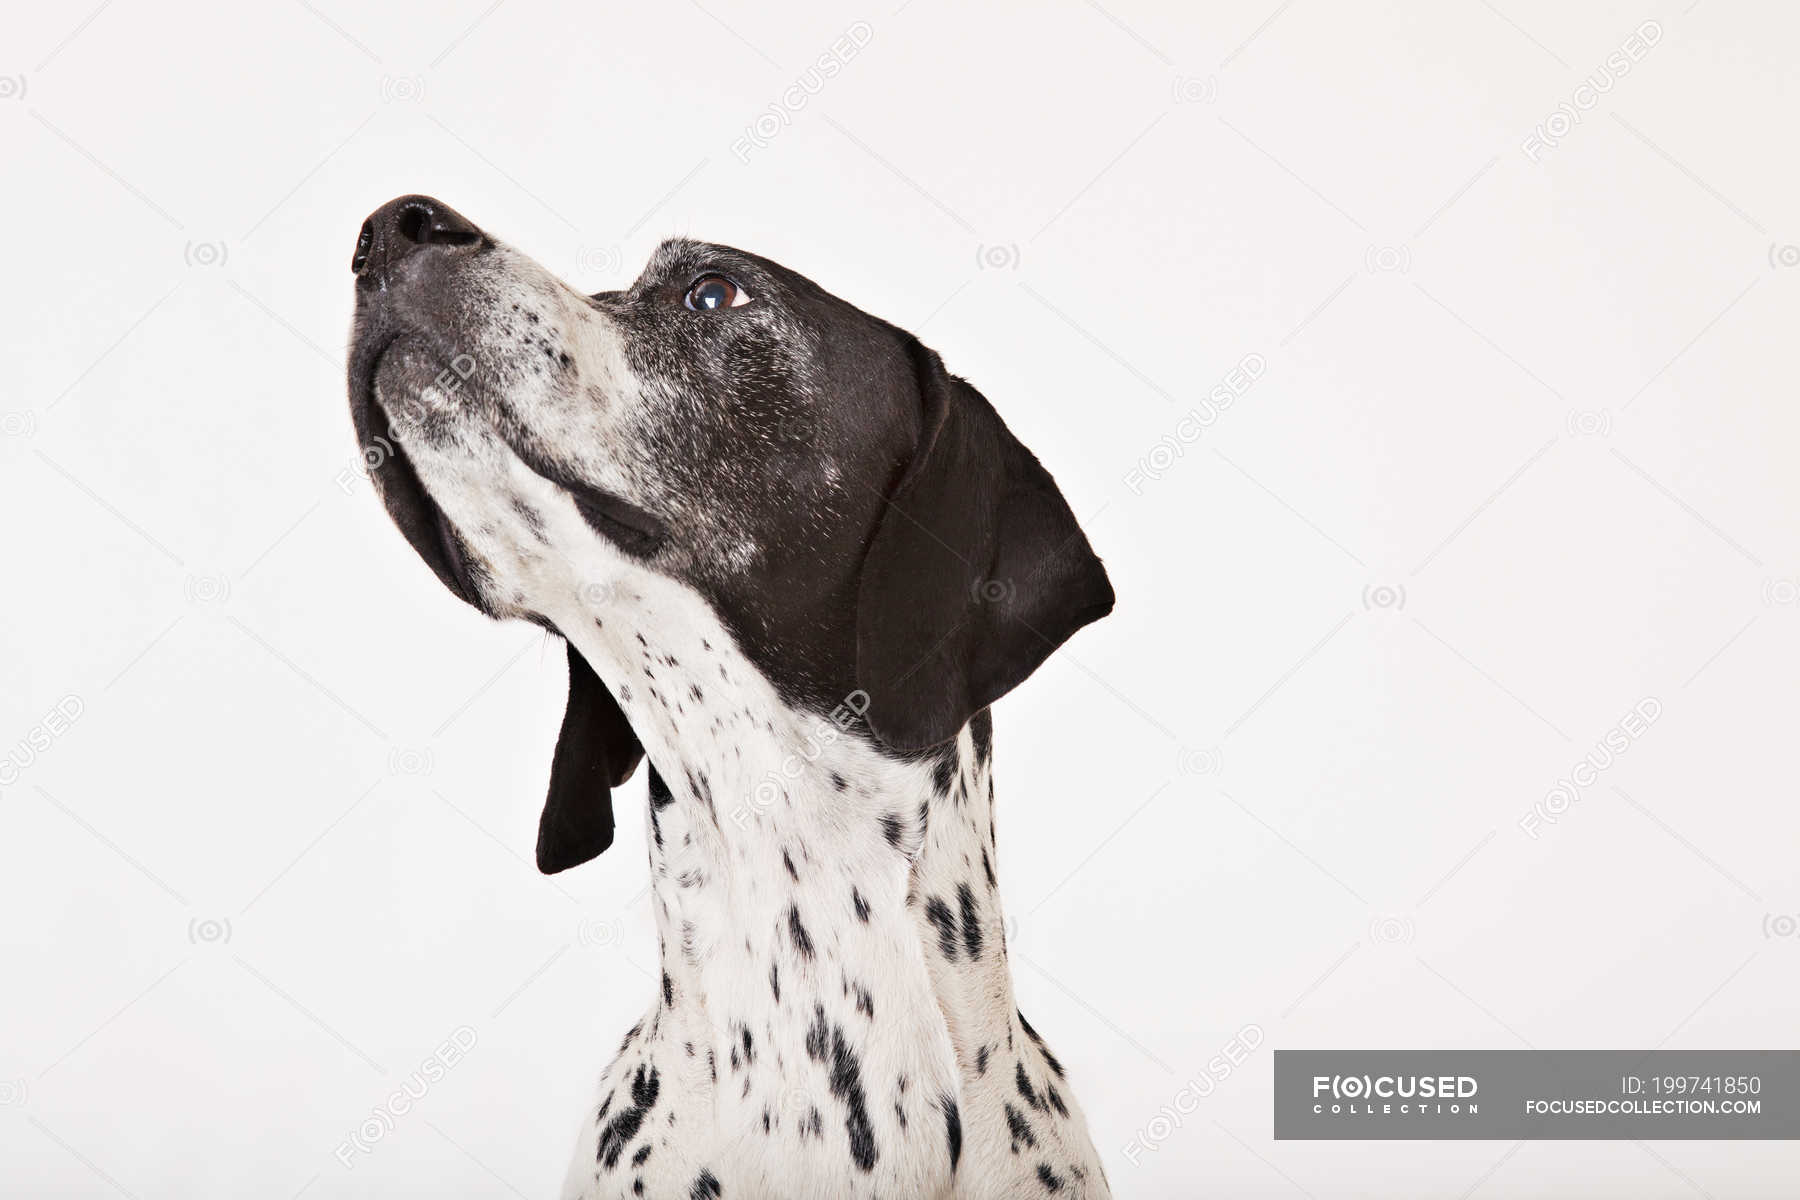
[396,202,430,244]
[351,219,374,274]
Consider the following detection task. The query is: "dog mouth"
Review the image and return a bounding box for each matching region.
[493,423,669,560]
[349,335,669,611]
[347,339,488,609]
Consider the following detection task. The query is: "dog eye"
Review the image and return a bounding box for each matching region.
[684,274,750,311]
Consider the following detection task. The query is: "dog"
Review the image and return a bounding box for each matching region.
[347,195,1115,1199]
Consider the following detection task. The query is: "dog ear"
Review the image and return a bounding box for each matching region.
[537,640,644,873]
[854,341,1114,751]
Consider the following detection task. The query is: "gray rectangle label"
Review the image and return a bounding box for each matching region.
[1274,1050,1800,1139]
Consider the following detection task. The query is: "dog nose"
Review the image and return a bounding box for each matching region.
[351,194,482,277]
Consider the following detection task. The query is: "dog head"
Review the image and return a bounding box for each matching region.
[346,195,1113,872]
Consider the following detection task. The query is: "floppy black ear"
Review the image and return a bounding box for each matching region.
[537,641,644,873]
[855,341,1114,751]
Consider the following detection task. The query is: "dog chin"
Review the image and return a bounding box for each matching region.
[371,340,477,446]
[349,363,493,614]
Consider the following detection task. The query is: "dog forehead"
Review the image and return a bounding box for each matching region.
[637,237,763,289]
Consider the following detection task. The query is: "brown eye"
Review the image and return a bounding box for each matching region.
[684,274,750,311]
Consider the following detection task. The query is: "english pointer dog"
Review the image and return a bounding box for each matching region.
[346,195,1115,1199]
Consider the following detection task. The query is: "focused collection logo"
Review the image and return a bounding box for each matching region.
[1311,1074,1480,1117]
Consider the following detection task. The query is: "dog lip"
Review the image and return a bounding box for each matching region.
[427,497,484,605]
[494,425,670,558]
[565,485,667,557]
[348,338,489,611]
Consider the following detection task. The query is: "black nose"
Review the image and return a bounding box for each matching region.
[351,194,482,277]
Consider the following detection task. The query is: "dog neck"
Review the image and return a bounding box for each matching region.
[565,582,1017,1146]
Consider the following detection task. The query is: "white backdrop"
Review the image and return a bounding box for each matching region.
[4,1,1798,1196]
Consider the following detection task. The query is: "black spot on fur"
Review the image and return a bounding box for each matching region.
[690,1169,722,1199]
[981,847,997,889]
[662,972,673,1007]
[742,1026,755,1064]
[597,1064,660,1170]
[957,882,983,959]
[1005,1102,1037,1152]
[941,1094,962,1171]
[783,848,799,881]
[1038,1163,1064,1191]
[1020,1012,1066,1078]
[931,752,956,796]
[509,497,546,539]
[685,768,714,817]
[769,960,781,1001]
[631,1144,652,1167]
[788,904,814,959]
[924,897,958,959]
[831,771,847,791]
[852,888,870,922]
[880,812,904,848]
[827,1026,878,1171]
[1048,1083,1069,1117]
[977,1045,991,1075]
[1017,1061,1046,1113]
[805,1005,876,1167]
[649,773,676,810]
